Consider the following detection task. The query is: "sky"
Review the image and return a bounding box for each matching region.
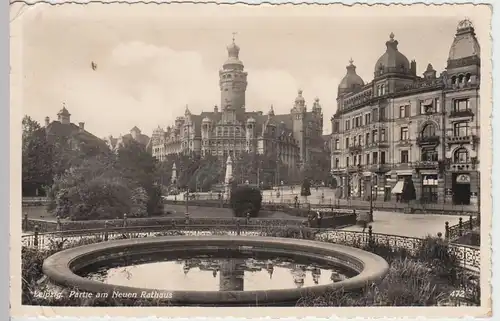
[16,3,489,139]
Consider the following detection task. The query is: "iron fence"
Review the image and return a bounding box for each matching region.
[446,215,480,241]
[22,221,480,272]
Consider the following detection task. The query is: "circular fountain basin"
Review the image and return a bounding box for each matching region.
[43,235,389,306]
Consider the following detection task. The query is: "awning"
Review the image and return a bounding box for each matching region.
[391,180,404,194]
[362,171,373,177]
[396,170,413,176]
[422,99,433,106]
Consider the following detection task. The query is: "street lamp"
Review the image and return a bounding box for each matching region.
[369,172,376,222]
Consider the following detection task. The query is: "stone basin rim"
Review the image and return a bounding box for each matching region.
[42,235,390,305]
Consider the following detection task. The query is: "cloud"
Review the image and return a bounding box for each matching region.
[26,40,340,138]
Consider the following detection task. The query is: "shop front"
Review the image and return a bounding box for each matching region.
[421,174,439,203]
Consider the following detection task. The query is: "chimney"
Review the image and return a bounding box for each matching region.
[78,122,85,131]
[44,116,50,127]
[214,105,218,113]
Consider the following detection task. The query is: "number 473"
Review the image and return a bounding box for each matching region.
[450,290,466,298]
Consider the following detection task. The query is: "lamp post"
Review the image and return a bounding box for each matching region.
[369,173,375,222]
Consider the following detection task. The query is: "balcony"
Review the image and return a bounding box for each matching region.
[414,160,439,169]
[366,141,389,149]
[348,145,363,154]
[396,139,412,147]
[449,109,475,118]
[392,163,413,171]
[449,162,477,172]
[416,135,440,147]
[347,164,363,173]
[368,163,392,173]
[446,135,479,145]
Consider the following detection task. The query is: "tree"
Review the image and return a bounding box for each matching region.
[22,116,53,196]
[401,177,417,203]
[230,184,262,217]
[117,139,162,215]
[47,156,136,220]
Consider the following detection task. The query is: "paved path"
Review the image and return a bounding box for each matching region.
[341,211,469,238]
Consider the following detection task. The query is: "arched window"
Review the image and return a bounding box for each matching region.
[451,76,457,84]
[421,123,436,137]
[458,74,464,83]
[454,148,469,163]
[466,73,472,83]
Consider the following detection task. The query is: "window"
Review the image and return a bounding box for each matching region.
[400,127,409,140]
[372,108,379,122]
[454,148,469,163]
[454,99,469,112]
[366,154,370,165]
[372,152,378,164]
[353,136,357,146]
[346,156,350,167]
[380,151,386,164]
[333,121,339,133]
[380,128,386,141]
[436,98,440,112]
[345,120,350,131]
[357,155,362,165]
[366,133,370,145]
[335,158,339,168]
[421,148,438,161]
[335,139,339,150]
[345,137,350,148]
[365,113,371,125]
[372,130,378,143]
[380,107,386,121]
[352,118,355,128]
[355,117,360,128]
[358,135,362,146]
[454,122,469,137]
[421,123,436,137]
[399,105,410,118]
[400,150,409,163]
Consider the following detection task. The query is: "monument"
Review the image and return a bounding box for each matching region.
[224,155,233,199]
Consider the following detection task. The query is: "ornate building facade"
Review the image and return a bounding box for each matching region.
[330,19,480,206]
[150,37,328,177]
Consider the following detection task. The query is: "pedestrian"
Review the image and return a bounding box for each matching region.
[317,211,323,228]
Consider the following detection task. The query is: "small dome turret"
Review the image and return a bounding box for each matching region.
[338,59,365,96]
[374,33,411,77]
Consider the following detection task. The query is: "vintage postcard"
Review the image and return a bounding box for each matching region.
[10,1,492,318]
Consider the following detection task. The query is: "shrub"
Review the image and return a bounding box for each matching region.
[230,185,262,217]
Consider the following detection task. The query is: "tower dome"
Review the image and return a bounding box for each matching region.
[338,59,365,95]
[223,33,244,70]
[374,33,410,77]
[448,19,480,62]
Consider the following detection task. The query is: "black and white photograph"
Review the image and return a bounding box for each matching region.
[11,2,492,317]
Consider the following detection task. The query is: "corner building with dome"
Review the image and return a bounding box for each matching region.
[150,38,328,180]
[330,19,481,207]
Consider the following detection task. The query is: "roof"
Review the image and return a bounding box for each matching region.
[45,121,108,151]
[374,33,410,75]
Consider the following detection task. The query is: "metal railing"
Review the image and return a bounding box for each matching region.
[22,221,480,272]
[446,215,480,241]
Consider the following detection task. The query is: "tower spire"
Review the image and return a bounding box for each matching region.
[232,32,237,44]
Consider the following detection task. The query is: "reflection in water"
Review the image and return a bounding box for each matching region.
[84,255,353,292]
